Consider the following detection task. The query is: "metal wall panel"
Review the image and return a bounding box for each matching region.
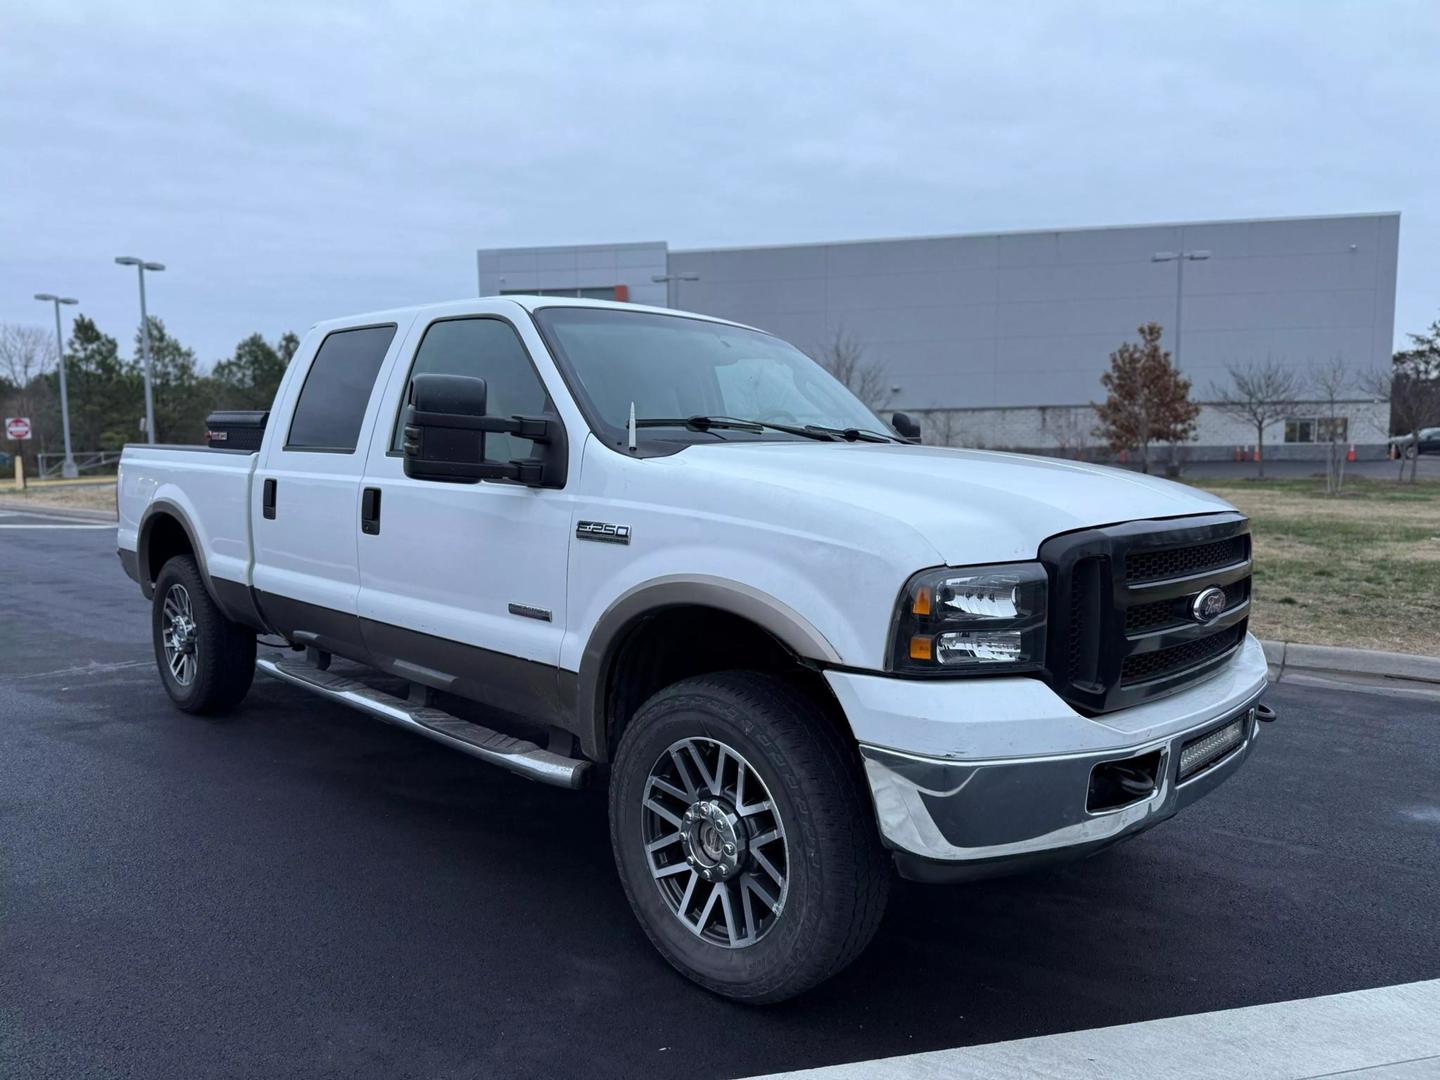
[478,214,1399,415]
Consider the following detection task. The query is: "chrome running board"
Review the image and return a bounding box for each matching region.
[255,656,589,790]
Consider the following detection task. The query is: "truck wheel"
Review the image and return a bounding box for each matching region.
[609,671,890,1003]
[151,555,256,715]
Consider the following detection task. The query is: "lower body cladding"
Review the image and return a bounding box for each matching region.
[825,633,1273,883]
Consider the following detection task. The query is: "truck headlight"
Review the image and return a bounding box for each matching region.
[889,563,1047,674]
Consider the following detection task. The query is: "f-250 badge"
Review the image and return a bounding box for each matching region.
[576,520,632,544]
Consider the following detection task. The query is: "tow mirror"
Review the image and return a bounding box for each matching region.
[402,372,567,487]
[891,411,922,444]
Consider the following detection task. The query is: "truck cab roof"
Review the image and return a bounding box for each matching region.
[307,295,764,336]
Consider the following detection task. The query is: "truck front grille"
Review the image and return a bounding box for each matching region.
[1120,624,1244,685]
[1124,578,1250,634]
[1041,514,1252,713]
[1125,535,1248,583]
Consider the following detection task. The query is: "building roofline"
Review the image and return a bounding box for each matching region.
[670,211,1402,256]
[476,240,667,256]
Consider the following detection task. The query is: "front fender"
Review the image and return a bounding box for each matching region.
[571,575,841,760]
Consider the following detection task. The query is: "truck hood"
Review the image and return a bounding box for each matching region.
[666,442,1236,565]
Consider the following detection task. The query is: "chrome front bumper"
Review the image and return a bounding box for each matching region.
[830,636,1271,882]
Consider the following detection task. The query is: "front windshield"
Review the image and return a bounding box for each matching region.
[533,306,889,446]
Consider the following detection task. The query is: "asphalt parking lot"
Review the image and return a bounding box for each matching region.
[3,511,1438,1080]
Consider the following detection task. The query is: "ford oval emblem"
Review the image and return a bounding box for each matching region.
[1191,586,1227,623]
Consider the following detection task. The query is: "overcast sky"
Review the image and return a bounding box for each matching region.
[2,1,1436,367]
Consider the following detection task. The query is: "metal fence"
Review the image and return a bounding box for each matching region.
[36,451,123,480]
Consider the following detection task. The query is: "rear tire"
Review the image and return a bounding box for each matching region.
[151,554,256,715]
[609,671,890,1003]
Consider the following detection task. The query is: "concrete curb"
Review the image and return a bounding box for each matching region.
[1262,638,1440,694]
[0,499,117,522]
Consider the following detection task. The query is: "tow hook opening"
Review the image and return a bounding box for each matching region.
[1256,702,1277,723]
[1088,749,1163,813]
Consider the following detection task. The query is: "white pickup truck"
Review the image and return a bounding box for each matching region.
[117,296,1272,1002]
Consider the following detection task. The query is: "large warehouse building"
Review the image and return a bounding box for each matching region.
[477,212,1400,460]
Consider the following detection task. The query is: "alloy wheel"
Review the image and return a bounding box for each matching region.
[641,737,789,949]
[161,583,199,687]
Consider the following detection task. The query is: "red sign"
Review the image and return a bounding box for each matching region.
[5,417,32,441]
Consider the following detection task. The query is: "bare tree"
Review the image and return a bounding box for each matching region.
[0,324,57,462]
[1208,358,1299,478]
[810,328,893,411]
[0,323,54,388]
[1310,356,1352,495]
[1047,405,1095,460]
[1364,357,1440,484]
[925,409,964,448]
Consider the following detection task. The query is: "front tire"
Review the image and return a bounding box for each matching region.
[609,672,890,1003]
[151,555,256,714]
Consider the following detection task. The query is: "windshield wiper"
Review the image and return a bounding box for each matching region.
[634,415,836,441]
[803,424,899,443]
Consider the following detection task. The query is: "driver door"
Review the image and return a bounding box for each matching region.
[355,305,574,718]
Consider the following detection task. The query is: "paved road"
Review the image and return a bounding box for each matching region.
[3,515,1438,1080]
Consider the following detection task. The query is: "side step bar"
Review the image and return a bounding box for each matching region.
[255,656,590,789]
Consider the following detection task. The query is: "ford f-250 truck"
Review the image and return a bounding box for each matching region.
[117,296,1273,1003]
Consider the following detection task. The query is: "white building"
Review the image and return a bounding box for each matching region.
[478,212,1400,460]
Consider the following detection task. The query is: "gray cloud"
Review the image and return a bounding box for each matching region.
[3,0,1436,365]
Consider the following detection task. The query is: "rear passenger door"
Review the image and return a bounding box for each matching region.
[251,321,408,660]
[354,306,574,718]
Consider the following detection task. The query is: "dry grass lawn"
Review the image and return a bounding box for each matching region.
[0,479,118,515]
[1194,476,1440,656]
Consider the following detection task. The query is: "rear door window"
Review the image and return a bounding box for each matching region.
[286,324,397,452]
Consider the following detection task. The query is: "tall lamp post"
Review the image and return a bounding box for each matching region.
[115,256,165,443]
[651,271,700,309]
[1150,249,1211,369]
[33,293,80,477]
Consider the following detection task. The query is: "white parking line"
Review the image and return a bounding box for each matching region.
[746,979,1440,1080]
[0,523,114,530]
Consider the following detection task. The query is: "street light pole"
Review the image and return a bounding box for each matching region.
[1150,249,1211,369]
[651,271,700,309]
[115,256,165,443]
[33,293,80,477]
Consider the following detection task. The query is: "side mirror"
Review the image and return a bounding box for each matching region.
[891,411,922,444]
[402,372,567,487]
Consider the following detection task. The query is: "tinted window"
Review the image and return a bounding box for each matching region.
[393,317,551,461]
[286,325,396,451]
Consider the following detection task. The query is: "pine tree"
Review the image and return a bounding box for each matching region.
[213,332,293,410]
[65,315,140,450]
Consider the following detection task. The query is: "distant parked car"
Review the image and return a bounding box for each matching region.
[1390,427,1440,458]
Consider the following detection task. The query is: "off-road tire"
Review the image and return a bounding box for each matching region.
[609,671,891,1003]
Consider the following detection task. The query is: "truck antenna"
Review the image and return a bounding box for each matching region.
[628,401,637,452]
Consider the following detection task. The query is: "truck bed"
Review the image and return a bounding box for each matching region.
[117,444,259,591]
